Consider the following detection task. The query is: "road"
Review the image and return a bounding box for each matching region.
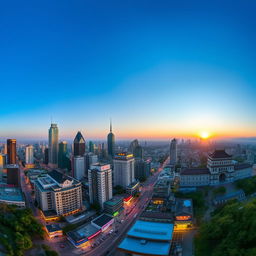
[80,157,170,256]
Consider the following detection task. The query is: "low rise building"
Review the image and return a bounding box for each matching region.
[67,223,101,248]
[45,224,63,238]
[174,199,193,230]
[118,220,174,256]
[180,150,253,187]
[104,197,124,216]
[126,180,140,196]
[213,189,246,206]
[0,186,25,208]
[91,214,114,232]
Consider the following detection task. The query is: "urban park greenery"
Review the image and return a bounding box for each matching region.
[0,204,44,256]
[195,199,256,256]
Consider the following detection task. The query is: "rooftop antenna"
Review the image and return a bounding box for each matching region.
[110,118,112,133]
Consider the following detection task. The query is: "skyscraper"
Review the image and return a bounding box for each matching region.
[7,139,17,164]
[113,153,135,188]
[73,156,85,180]
[7,164,20,186]
[88,163,113,208]
[107,120,115,159]
[73,131,86,157]
[89,141,95,153]
[48,123,59,166]
[129,139,143,159]
[58,141,67,169]
[170,138,177,166]
[25,145,34,164]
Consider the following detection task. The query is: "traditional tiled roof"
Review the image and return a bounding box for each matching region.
[209,150,232,159]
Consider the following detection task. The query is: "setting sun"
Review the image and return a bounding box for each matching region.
[199,131,210,139]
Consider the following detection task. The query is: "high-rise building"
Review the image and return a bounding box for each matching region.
[44,148,49,165]
[48,124,59,166]
[58,141,68,169]
[35,170,82,216]
[0,154,6,169]
[7,139,17,164]
[25,145,34,164]
[73,156,85,180]
[88,163,113,208]
[3,144,7,155]
[89,141,95,153]
[73,131,85,157]
[7,164,20,186]
[135,159,151,181]
[107,121,115,159]
[85,153,98,178]
[129,139,143,159]
[170,138,177,166]
[113,153,135,188]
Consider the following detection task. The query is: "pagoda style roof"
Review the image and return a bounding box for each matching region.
[209,150,232,159]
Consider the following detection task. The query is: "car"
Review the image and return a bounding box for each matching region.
[59,244,65,248]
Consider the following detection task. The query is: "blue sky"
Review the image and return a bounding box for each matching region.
[0,0,256,140]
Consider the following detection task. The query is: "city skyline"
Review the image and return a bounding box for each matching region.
[1,1,256,140]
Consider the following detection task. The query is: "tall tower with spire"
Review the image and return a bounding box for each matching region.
[107,119,115,159]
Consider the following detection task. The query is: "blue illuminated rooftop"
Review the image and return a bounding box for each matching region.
[119,237,171,256]
[127,220,173,241]
[118,220,174,256]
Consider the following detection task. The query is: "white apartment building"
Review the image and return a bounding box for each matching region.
[113,153,135,188]
[73,156,85,180]
[88,163,112,209]
[25,145,34,164]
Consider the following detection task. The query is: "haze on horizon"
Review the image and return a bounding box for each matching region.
[1,1,256,140]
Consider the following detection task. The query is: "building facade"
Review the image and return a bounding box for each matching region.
[180,150,253,187]
[35,170,82,216]
[48,124,59,166]
[88,163,113,208]
[113,153,135,188]
[25,145,34,164]
[73,156,85,180]
[107,121,115,159]
[73,131,86,157]
[170,138,177,166]
[7,139,16,164]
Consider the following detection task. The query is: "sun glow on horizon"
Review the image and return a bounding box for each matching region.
[199,131,211,140]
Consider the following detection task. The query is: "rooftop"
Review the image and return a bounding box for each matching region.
[0,187,24,202]
[67,223,100,243]
[48,170,73,184]
[180,168,210,175]
[91,214,113,227]
[175,198,193,217]
[104,197,123,206]
[234,163,253,170]
[45,224,62,233]
[74,131,85,144]
[114,152,134,160]
[118,237,171,256]
[127,220,174,241]
[209,150,232,159]
[214,189,245,202]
